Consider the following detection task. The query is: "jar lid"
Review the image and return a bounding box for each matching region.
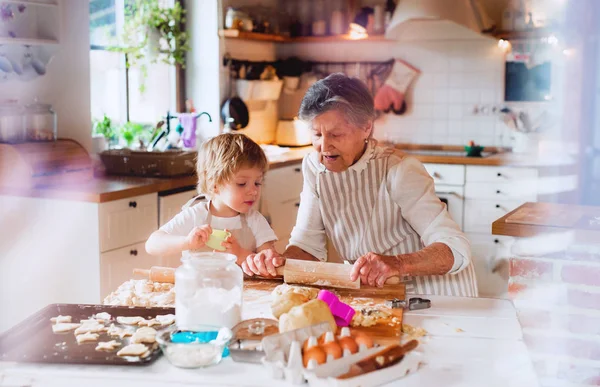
[25,101,53,113]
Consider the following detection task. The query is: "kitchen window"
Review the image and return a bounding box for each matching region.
[89,0,178,125]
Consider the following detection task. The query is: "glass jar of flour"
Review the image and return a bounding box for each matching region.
[175,252,243,331]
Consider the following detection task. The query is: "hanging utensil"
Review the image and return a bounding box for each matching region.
[220,58,249,130]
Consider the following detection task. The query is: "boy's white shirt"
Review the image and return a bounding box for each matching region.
[159,203,278,251]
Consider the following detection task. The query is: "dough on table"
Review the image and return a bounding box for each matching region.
[76,332,99,344]
[278,299,337,333]
[272,284,319,300]
[50,315,72,324]
[95,340,121,351]
[107,324,132,339]
[116,316,144,325]
[155,314,175,326]
[117,343,148,357]
[131,327,157,344]
[52,323,81,333]
[271,292,310,319]
[350,307,392,328]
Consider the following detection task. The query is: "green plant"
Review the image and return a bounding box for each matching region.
[118,121,149,148]
[110,0,189,92]
[93,114,115,142]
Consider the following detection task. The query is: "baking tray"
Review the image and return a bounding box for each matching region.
[0,304,174,366]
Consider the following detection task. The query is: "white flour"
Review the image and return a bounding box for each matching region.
[176,286,242,330]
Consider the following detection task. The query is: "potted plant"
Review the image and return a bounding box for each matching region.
[92,114,116,149]
[117,121,150,149]
[110,0,189,92]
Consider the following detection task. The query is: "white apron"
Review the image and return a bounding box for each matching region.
[316,147,478,297]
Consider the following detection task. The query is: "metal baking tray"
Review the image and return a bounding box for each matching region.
[0,303,174,366]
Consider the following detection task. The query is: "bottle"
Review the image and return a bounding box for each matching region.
[175,251,243,330]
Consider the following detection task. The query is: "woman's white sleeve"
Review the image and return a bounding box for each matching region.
[287,156,328,261]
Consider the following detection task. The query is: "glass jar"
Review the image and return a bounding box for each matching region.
[175,252,243,331]
[0,103,25,144]
[24,100,56,142]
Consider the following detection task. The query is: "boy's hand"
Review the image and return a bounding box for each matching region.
[185,225,212,250]
[220,229,241,257]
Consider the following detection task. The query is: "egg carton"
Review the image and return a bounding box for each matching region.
[261,324,421,385]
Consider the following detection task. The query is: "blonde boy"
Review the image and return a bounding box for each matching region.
[146,133,277,265]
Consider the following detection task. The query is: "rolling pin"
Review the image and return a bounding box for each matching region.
[133,259,401,289]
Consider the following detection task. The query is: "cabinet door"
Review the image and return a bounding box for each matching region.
[99,193,158,252]
[467,233,514,298]
[423,163,465,185]
[269,197,301,253]
[464,199,523,233]
[100,242,164,299]
[159,189,200,226]
[263,164,304,204]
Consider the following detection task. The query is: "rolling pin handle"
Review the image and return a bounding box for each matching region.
[133,268,150,278]
[384,276,401,285]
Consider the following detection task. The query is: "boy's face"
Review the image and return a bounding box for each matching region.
[215,166,264,214]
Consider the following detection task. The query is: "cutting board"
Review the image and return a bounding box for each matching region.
[243,280,404,345]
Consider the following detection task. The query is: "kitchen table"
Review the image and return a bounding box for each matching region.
[0,295,538,387]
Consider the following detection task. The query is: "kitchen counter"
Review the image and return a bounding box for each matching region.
[492,202,600,238]
[0,146,313,203]
[0,291,537,387]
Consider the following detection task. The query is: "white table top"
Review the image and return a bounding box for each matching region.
[0,295,538,387]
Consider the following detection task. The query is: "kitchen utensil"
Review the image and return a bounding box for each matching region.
[156,325,232,368]
[205,229,232,251]
[317,290,355,327]
[221,61,249,130]
[0,303,173,366]
[229,318,279,363]
[385,297,431,311]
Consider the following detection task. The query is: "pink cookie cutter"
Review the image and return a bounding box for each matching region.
[317,289,355,327]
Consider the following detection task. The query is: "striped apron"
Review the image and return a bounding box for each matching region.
[316,148,478,297]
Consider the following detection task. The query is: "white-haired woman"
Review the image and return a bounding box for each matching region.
[244,73,477,296]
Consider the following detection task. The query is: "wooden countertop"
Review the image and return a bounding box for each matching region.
[492,202,600,238]
[0,146,312,203]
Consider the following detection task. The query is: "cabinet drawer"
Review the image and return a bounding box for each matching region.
[465,182,537,201]
[466,166,538,183]
[464,199,523,233]
[159,189,200,226]
[100,242,164,299]
[423,163,465,185]
[99,193,158,252]
[264,163,304,203]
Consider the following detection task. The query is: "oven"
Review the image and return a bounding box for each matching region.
[435,185,464,230]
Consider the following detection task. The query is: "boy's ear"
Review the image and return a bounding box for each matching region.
[213,185,219,194]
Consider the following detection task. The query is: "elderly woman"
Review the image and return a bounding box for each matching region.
[244,74,477,296]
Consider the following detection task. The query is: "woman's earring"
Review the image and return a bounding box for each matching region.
[364,138,369,144]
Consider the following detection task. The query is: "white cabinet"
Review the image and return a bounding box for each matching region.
[159,189,199,226]
[423,163,465,185]
[261,164,304,252]
[467,233,514,298]
[99,193,158,252]
[100,241,164,298]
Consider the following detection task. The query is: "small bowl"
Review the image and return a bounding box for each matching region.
[205,229,231,251]
[156,326,233,368]
[464,145,485,157]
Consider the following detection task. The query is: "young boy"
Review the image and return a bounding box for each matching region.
[145,133,277,265]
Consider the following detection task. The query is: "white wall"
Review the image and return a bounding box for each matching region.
[0,0,92,151]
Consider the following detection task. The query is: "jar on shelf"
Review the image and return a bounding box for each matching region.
[0,102,25,144]
[175,252,243,331]
[24,100,56,142]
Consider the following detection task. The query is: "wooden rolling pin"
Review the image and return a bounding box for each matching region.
[133,259,401,289]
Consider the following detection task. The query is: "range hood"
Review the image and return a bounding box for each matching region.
[385,0,495,41]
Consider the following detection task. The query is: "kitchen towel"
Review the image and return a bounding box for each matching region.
[179,113,198,148]
[374,59,420,114]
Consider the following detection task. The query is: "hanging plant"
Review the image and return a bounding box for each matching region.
[109,0,190,93]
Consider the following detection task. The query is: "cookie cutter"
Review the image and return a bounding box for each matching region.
[385,297,431,311]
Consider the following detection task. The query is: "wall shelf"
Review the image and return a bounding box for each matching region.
[1,0,58,7]
[0,37,59,46]
[218,29,392,43]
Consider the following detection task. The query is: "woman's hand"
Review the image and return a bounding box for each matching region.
[185,225,212,250]
[350,252,402,288]
[242,249,285,277]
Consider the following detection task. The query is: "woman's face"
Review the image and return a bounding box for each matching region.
[310,109,371,172]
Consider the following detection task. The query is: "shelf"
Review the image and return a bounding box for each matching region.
[0,37,59,46]
[491,28,554,40]
[218,29,392,43]
[0,0,58,7]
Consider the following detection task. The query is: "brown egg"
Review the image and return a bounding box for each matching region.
[321,341,342,360]
[354,334,374,349]
[303,346,327,368]
[338,336,358,354]
[302,336,318,352]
